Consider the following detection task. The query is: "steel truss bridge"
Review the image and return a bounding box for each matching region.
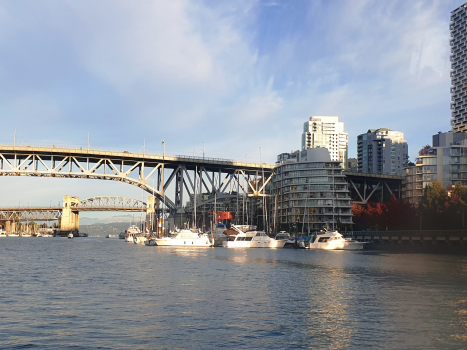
[0,196,147,222]
[0,145,274,213]
[344,171,404,204]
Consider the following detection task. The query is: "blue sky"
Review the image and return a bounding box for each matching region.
[0,0,464,213]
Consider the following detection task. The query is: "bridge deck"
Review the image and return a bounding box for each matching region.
[0,145,275,171]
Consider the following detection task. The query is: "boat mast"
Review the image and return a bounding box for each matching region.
[302,180,310,234]
[194,165,197,228]
[332,163,335,231]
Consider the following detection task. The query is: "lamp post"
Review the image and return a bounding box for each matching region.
[458,207,464,228]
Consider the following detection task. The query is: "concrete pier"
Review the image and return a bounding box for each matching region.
[344,230,467,253]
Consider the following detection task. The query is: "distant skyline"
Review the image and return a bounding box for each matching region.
[0,0,464,211]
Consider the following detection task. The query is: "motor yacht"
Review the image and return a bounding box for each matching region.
[67,233,74,239]
[133,234,148,245]
[155,229,213,247]
[125,225,141,243]
[223,225,287,248]
[8,233,19,237]
[275,231,296,248]
[306,230,366,250]
[209,223,228,247]
[0,230,6,238]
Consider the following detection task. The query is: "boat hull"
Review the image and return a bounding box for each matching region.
[133,236,148,245]
[308,241,366,250]
[223,239,287,248]
[155,238,213,247]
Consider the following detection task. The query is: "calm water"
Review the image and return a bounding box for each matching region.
[1,238,467,349]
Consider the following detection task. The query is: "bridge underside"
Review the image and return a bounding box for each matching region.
[345,173,403,204]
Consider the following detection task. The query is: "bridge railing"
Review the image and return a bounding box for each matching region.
[343,230,467,237]
[0,144,274,168]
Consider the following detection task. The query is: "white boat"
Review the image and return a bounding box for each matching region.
[67,233,74,239]
[155,229,213,247]
[125,225,141,243]
[41,234,53,238]
[210,223,228,247]
[0,229,6,237]
[8,233,19,237]
[21,233,32,237]
[133,234,148,245]
[144,238,157,246]
[222,225,287,248]
[306,230,366,250]
[275,231,295,248]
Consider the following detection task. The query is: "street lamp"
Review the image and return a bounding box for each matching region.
[161,140,165,159]
[458,207,464,228]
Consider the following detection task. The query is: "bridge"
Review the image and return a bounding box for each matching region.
[0,195,151,233]
[0,145,274,213]
[344,171,404,204]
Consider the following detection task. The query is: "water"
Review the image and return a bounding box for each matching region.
[1,238,467,349]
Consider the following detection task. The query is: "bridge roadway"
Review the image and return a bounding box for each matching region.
[0,145,275,212]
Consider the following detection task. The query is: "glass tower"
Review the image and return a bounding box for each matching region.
[451,3,467,132]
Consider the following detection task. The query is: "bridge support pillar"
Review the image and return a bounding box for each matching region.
[5,220,11,233]
[61,195,80,233]
[146,196,158,233]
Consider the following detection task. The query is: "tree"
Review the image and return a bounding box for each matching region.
[419,180,465,229]
[419,145,432,156]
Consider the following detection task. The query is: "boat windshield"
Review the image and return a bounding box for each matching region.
[178,231,199,239]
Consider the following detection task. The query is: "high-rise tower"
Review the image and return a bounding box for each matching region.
[301,116,348,167]
[357,128,408,176]
[451,3,467,132]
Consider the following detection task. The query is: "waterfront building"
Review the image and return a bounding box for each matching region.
[301,116,348,167]
[273,148,353,232]
[421,131,467,189]
[402,163,423,206]
[357,128,408,176]
[450,3,467,132]
[403,131,467,205]
[347,158,358,172]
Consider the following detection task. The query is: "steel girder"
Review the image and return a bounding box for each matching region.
[78,196,146,211]
[345,174,403,204]
[0,209,61,221]
[0,146,274,213]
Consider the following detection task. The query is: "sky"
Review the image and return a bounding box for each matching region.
[0,0,464,216]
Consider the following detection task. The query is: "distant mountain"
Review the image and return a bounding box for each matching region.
[80,222,143,237]
[79,214,142,226]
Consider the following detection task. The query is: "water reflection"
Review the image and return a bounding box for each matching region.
[2,239,467,349]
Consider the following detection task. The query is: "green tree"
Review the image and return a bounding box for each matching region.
[420,180,462,229]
